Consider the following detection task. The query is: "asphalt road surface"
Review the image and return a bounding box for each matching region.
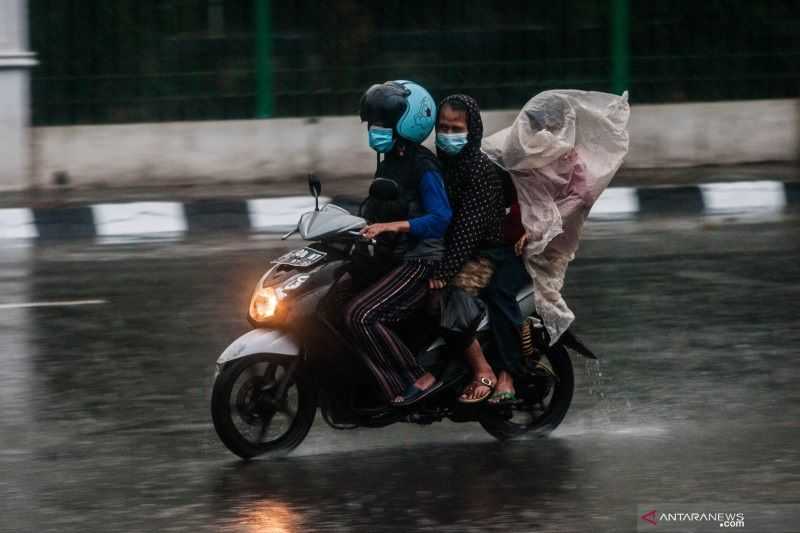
[1,213,798,532]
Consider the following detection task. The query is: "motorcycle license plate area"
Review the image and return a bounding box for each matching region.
[271,247,327,268]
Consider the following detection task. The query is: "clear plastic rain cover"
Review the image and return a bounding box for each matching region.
[482,90,630,343]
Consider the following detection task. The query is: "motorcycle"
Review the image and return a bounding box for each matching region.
[211,175,598,460]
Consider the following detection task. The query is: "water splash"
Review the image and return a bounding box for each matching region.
[568,356,657,437]
[584,358,614,426]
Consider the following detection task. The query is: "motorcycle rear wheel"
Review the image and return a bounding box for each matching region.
[211,354,316,459]
[479,345,574,440]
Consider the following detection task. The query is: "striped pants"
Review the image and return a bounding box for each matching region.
[344,260,434,402]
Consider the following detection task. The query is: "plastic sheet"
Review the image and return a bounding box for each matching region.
[483,90,630,343]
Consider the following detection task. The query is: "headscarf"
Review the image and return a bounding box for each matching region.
[483,90,630,343]
[434,94,506,282]
[436,94,491,191]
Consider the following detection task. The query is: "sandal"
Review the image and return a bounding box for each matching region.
[392,380,443,407]
[487,390,518,405]
[458,376,495,404]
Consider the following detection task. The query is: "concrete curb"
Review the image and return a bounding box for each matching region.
[0,181,796,241]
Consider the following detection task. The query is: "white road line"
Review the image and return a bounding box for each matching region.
[95,234,186,246]
[700,180,786,213]
[0,299,108,310]
[92,202,187,236]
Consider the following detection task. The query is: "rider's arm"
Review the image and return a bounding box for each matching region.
[408,170,452,239]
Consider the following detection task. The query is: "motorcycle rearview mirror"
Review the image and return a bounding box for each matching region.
[308,174,322,211]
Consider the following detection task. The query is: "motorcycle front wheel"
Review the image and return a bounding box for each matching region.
[479,345,574,440]
[211,354,317,459]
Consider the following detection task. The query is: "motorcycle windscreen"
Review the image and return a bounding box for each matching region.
[298,204,366,240]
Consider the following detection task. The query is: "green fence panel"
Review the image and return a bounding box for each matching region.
[29,0,800,126]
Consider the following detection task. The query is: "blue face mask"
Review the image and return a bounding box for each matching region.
[436,132,468,155]
[368,126,395,153]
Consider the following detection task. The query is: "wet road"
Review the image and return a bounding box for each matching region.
[1,214,799,532]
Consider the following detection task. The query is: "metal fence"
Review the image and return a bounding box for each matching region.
[29,0,800,126]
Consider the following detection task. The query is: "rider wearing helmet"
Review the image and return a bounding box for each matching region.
[358,80,450,261]
[342,80,452,406]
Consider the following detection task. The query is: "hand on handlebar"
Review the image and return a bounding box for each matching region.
[360,222,393,240]
[347,230,376,244]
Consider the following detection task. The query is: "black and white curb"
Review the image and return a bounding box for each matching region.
[0,196,329,240]
[0,181,797,241]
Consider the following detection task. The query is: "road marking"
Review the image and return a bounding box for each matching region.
[95,234,186,246]
[0,299,108,310]
[700,180,786,213]
[92,202,187,236]
[248,196,332,230]
[590,187,639,218]
[0,208,38,239]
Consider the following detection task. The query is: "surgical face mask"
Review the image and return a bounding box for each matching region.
[368,126,395,153]
[436,132,468,155]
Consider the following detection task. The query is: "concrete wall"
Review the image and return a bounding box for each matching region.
[623,99,799,168]
[25,97,800,191]
[0,0,36,191]
[32,118,319,188]
[480,98,800,168]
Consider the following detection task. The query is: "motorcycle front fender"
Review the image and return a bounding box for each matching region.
[216,328,300,366]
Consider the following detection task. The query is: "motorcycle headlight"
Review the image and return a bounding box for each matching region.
[249,285,282,322]
[248,272,310,325]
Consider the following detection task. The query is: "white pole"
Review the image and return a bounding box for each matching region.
[0,0,37,191]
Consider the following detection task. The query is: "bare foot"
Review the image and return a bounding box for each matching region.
[414,372,436,390]
[488,371,516,404]
[494,371,515,395]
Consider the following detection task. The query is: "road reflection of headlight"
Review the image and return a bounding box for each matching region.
[238,500,302,533]
[249,286,280,322]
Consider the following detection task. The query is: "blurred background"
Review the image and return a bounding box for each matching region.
[2,3,800,531]
[28,0,800,123]
[0,0,797,191]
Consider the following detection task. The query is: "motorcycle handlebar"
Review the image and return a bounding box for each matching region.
[347,230,377,245]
